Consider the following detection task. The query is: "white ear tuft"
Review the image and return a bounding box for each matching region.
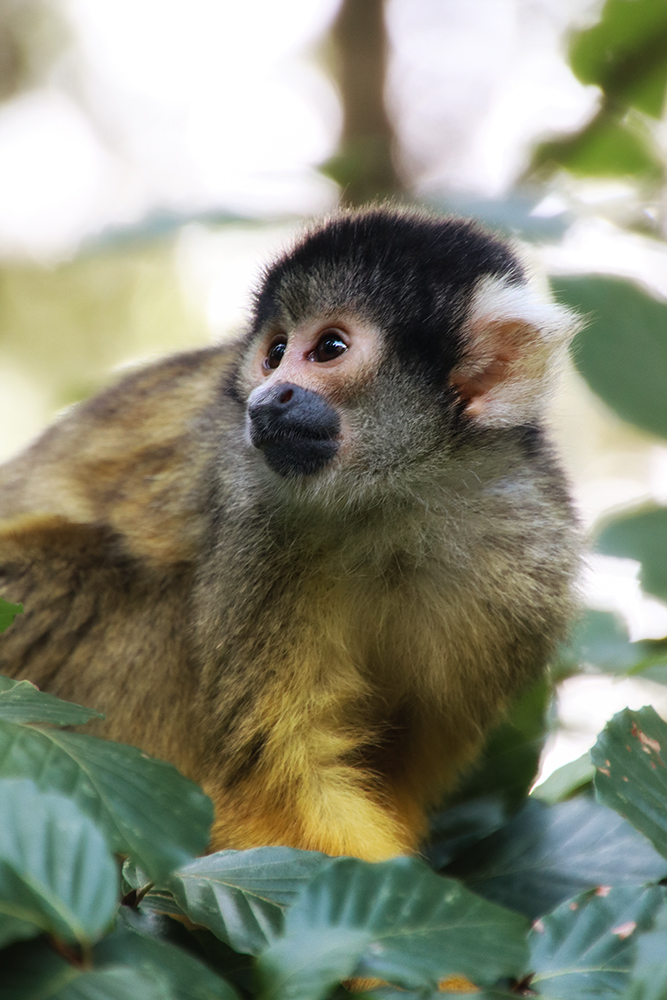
[449,273,582,428]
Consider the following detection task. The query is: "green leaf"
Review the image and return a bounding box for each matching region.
[0,597,22,632]
[622,901,667,1000]
[131,888,186,917]
[426,796,508,869]
[121,859,151,894]
[557,609,667,685]
[570,0,667,117]
[165,847,330,955]
[445,798,667,920]
[3,910,243,999]
[94,911,241,1000]
[531,752,595,804]
[557,610,646,676]
[0,675,104,725]
[596,506,667,605]
[530,885,666,998]
[0,721,213,882]
[2,939,174,1000]
[122,860,186,916]
[629,638,667,683]
[123,904,254,988]
[448,679,550,811]
[540,113,660,178]
[256,856,529,999]
[258,928,365,1000]
[592,705,667,859]
[554,276,667,440]
[366,990,514,1000]
[0,778,118,947]
[48,969,174,1000]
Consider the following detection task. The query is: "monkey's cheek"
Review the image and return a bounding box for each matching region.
[259,436,340,477]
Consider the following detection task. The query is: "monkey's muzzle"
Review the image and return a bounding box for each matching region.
[247,382,341,477]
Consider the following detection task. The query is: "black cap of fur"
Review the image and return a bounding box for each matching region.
[252,206,524,381]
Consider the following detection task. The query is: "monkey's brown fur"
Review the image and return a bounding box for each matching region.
[0,207,580,860]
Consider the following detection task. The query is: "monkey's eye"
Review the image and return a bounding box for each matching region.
[264,339,287,370]
[311,330,348,363]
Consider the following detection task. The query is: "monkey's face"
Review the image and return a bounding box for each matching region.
[237,207,579,497]
[243,314,381,478]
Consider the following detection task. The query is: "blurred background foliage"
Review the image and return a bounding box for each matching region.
[1,0,667,788]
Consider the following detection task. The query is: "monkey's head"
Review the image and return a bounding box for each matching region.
[236,206,578,495]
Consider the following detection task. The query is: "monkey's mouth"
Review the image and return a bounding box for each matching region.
[251,427,340,477]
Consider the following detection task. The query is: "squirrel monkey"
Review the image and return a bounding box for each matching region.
[0,206,580,861]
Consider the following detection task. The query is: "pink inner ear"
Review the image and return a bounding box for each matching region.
[450,354,514,404]
[449,320,530,408]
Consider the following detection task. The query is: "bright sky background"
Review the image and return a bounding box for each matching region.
[0,0,603,258]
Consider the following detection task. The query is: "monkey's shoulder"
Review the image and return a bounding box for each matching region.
[0,343,241,566]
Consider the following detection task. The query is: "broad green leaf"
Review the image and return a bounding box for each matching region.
[530,885,665,998]
[540,114,660,178]
[448,679,550,810]
[445,798,667,920]
[557,610,646,676]
[130,887,185,916]
[3,912,242,999]
[118,903,252,989]
[0,597,22,632]
[531,752,595,804]
[439,993,514,1000]
[622,901,667,1000]
[258,928,366,1000]
[122,860,186,916]
[629,637,667,683]
[426,796,508,869]
[165,847,330,954]
[256,856,529,1000]
[596,506,667,605]
[553,276,667,440]
[0,675,104,725]
[46,969,173,1000]
[554,607,667,684]
[0,720,212,882]
[592,705,667,859]
[367,990,514,1000]
[570,0,667,117]
[121,858,151,893]
[2,939,173,1000]
[0,778,118,947]
[94,913,241,1000]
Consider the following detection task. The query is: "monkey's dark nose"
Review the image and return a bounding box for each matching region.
[247,382,341,477]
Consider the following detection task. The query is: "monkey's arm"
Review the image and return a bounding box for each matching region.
[0,346,236,770]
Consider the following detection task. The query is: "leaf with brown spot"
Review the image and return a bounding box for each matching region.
[530,885,666,999]
[593,707,667,861]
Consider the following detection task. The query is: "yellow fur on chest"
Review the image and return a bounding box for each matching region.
[285,555,498,709]
[205,574,491,860]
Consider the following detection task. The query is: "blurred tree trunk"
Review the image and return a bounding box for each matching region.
[0,0,68,101]
[323,0,402,206]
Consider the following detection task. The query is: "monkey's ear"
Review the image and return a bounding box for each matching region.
[450,275,582,427]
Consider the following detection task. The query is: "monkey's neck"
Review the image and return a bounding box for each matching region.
[196,424,573,662]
